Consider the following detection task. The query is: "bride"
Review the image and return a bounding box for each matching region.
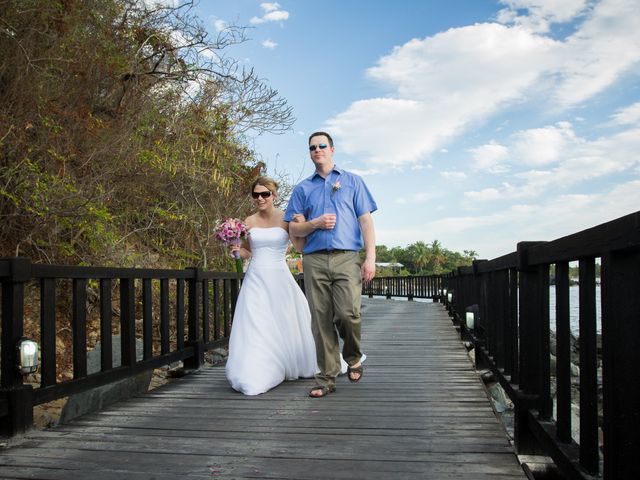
[225,176,360,395]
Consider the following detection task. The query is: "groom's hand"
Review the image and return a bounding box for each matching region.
[313,213,337,230]
[361,258,376,282]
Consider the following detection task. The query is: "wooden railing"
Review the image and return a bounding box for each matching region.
[0,260,240,436]
[440,210,640,480]
[3,210,638,480]
[363,275,442,300]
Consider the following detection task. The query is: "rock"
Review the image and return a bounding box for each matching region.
[487,382,513,413]
[206,347,228,365]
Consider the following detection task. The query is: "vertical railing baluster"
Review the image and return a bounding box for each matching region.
[202,279,210,343]
[508,268,519,383]
[578,257,599,474]
[495,270,506,370]
[100,279,112,371]
[538,264,552,420]
[142,278,152,360]
[160,278,169,355]
[40,278,57,387]
[176,278,185,351]
[555,261,572,443]
[120,278,136,367]
[213,279,221,340]
[185,268,203,370]
[72,278,87,379]
[601,248,640,479]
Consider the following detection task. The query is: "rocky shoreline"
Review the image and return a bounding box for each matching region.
[474,330,603,450]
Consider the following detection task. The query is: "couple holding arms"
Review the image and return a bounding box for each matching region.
[225,131,377,398]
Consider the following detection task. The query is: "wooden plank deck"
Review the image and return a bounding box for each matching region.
[0,298,526,479]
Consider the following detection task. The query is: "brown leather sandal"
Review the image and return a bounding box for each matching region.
[347,365,363,383]
[308,385,336,398]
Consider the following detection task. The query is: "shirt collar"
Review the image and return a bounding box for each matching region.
[310,165,343,181]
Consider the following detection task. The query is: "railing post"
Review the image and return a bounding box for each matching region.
[601,248,640,479]
[0,257,34,436]
[514,242,547,454]
[184,267,204,371]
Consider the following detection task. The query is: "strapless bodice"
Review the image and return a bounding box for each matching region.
[247,227,289,269]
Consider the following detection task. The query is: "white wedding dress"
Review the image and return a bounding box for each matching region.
[225,227,318,395]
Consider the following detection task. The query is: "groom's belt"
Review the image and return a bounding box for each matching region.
[308,249,352,255]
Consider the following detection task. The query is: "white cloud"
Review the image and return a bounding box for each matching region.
[327,23,556,166]
[552,0,640,107]
[611,102,640,126]
[261,2,281,13]
[511,121,579,166]
[496,0,589,32]
[350,168,381,176]
[440,170,467,181]
[395,192,437,205]
[326,0,640,169]
[250,3,290,24]
[139,0,180,8]
[262,39,278,49]
[212,18,227,32]
[468,141,510,172]
[464,123,640,202]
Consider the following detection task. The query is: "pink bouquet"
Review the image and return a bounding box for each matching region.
[214,217,248,274]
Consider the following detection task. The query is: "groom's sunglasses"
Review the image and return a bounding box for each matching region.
[309,143,328,152]
[252,191,272,199]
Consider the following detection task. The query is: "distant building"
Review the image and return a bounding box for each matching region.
[375,262,404,271]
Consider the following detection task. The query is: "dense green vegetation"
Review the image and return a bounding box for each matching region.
[374,241,477,276]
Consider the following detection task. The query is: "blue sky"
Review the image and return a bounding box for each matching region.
[193,0,640,259]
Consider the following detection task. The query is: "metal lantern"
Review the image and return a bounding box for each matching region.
[17,338,39,375]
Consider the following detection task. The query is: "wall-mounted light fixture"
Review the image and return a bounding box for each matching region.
[465,311,475,330]
[17,337,39,375]
[465,304,480,331]
[447,292,453,303]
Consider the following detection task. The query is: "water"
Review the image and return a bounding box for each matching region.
[549,285,601,337]
[371,285,602,338]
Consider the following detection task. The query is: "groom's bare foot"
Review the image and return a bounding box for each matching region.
[347,362,363,382]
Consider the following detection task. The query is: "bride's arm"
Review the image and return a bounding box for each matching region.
[288,214,306,253]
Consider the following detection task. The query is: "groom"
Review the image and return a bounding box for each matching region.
[285,131,377,398]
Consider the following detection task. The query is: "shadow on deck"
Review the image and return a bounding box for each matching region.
[0,299,526,479]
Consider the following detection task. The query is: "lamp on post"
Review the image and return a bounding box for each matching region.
[17,337,39,375]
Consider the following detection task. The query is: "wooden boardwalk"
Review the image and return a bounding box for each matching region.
[0,299,526,479]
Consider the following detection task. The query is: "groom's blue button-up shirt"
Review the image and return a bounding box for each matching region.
[284,166,377,255]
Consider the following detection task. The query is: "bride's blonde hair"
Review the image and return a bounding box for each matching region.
[251,176,278,194]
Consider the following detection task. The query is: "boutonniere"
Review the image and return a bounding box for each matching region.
[331,180,341,192]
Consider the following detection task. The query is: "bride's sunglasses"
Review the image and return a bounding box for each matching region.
[252,191,273,199]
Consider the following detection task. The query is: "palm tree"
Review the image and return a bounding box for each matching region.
[412,241,431,273]
[428,240,446,274]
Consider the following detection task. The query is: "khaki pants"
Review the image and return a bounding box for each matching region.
[303,251,362,388]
